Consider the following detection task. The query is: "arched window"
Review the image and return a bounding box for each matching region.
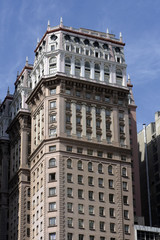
[95,63,100,81]
[108,165,113,175]
[49,57,57,74]
[104,65,110,83]
[65,57,71,75]
[116,69,123,86]
[77,160,83,170]
[122,167,127,177]
[75,59,81,77]
[85,61,90,79]
[67,158,72,168]
[88,162,93,172]
[98,164,103,174]
[49,158,56,168]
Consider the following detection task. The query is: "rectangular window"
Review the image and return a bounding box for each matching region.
[98,178,104,187]
[49,187,56,197]
[123,182,128,191]
[76,91,81,97]
[50,114,56,123]
[78,175,83,184]
[89,205,94,215]
[76,104,81,111]
[49,128,56,136]
[66,102,71,110]
[67,233,73,240]
[49,173,56,182]
[89,220,95,230]
[107,153,112,158]
[49,217,56,226]
[95,95,100,101]
[50,88,56,95]
[109,179,114,189]
[123,196,128,205]
[49,233,56,240]
[124,210,129,219]
[124,224,129,234]
[66,146,72,152]
[110,223,115,233]
[66,89,71,95]
[78,219,84,229]
[97,151,103,157]
[67,188,73,198]
[79,234,84,240]
[86,93,91,99]
[49,145,56,152]
[89,191,94,200]
[87,119,91,127]
[77,148,83,154]
[67,173,73,183]
[100,221,105,231]
[88,176,94,186]
[99,192,104,202]
[78,189,84,199]
[49,202,56,211]
[68,217,73,228]
[76,117,81,125]
[109,194,114,203]
[50,101,56,109]
[67,202,73,212]
[87,149,93,155]
[109,208,115,218]
[78,204,84,214]
[99,207,105,217]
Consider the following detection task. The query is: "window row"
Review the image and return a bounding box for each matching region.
[49,233,118,240]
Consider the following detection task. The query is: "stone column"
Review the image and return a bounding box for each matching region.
[101,107,106,140]
[81,58,85,77]
[112,107,119,145]
[91,104,96,139]
[71,55,75,75]
[122,68,127,86]
[100,62,104,82]
[82,103,86,137]
[111,65,116,84]
[57,53,61,72]
[90,60,94,80]
[71,101,76,135]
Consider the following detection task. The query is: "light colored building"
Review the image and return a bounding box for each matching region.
[138,112,160,227]
[26,19,135,240]
[134,225,160,240]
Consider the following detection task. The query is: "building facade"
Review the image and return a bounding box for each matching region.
[0,20,138,240]
[138,112,160,227]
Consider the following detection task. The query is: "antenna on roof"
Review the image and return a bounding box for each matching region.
[106,28,109,38]
[47,20,50,30]
[7,87,10,96]
[26,56,28,66]
[120,32,123,42]
[60,17,63,27]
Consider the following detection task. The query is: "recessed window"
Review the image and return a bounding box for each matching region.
[78,175,83,184]
[50,114,56,123]
[78,189,84,199]
[89,220,95,230]
[99,207,105,217]
[88,176,94,186]
[50,101,56,109]
[87,119,91,127]
[76,91,81,97]
[49,145,56,152]
[66,89,71,95]
[89,205,94,215]
[123,196,128,205]
[89,236,94,240]
[78,219,84,229]
[95,95,100,101]
[96,107,101,115]
[67,202,73,212]
[86,92,91,99]
[84,39,89,45]
[49,187,56,197]
[99,192,104,202]
[77,148,83,154]
[66,102,71,110]
[67,146,72,152]
[108,165,113,175]
[100,221,105,231]
[124,210,129,219]
[76,117,81,125]
[76,104,81,111]
[124,224,130,234]
[123,182,128,191]
[78,204,84,214]
[49,202,56,211]
[49,173,56,182]
[109,194,114,203]
[50,88,56,95]
[109,208,115,218]
[110,223,115,233]
[67,188,73,198]
[49,128,56,136]
[49,158,56,168]
[49,233,56,240]
[109,179,114,189]
[97,151,103,157]
[67,173,73,183]
[122,167,127,177]
[68,217,73,228]
[67,159,72,168]
[87,149,93,155]
[88,162,93,172]
[107,153,112,159]
[79,234,84,240]
[49,217,56,226]
[98,164,103,173]
[105,96,110,102]
[77,160,83,170]
[88,191,94,201]
[67,233,73,240]
[98,178,104,188]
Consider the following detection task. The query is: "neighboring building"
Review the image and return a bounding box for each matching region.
[134,225,160,240]
[127,78,142,222]
[138,112,160,227]
[0,19,138,240]
[7,60,33,240]
[26,20,135,240]
[0,90,13,240]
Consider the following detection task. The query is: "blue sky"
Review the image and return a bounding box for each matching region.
[0,0,160,132]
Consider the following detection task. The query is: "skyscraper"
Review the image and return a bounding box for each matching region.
[1,20,136,240]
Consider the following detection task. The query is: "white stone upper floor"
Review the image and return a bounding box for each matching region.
[31,19,127,90]
[10,59,33,120]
